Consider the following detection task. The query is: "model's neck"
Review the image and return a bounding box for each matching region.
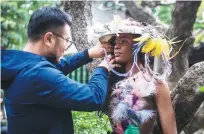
[125,61,143,76]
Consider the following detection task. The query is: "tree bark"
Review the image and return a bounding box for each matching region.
[64,1,101,71]
[167,1,201,89]
[123,1,159,25]
[184,102,204,134]
[171,61,204,133]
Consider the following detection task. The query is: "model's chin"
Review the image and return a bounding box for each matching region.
[115,57,125,64]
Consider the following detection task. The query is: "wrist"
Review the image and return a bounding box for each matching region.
[96,66,109,73]
[98,64,110,72]
[88,48,94,58]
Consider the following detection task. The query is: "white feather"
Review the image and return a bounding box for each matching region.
[135,110,155,124]
[112,103,128,124]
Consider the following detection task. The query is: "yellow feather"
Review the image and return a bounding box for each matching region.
[149,38,160,56]
[133,37,141,42]
[133,33,150,44]
[141,39,156,53]
[154,38,162,57]
[161,39,170,58]
[150,49,156,56]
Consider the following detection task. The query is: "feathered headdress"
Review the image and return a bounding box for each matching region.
[88,15,175,79]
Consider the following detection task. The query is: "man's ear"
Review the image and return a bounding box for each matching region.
[44,32,53,47]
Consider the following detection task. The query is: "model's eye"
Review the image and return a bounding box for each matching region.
[119,39,129,45]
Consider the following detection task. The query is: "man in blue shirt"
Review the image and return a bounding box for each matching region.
[1,6,115,134]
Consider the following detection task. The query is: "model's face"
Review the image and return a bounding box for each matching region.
[114,33,136,64]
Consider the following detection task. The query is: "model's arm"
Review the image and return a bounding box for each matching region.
[155,81,177,134]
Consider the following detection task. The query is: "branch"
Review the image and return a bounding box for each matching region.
[141,1,175,7]
[167,1,201,89]
[122,1,167,32]
[141,1,161,8]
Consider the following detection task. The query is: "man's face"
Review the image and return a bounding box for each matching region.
[114,33,135,64]
[44,24,71,62]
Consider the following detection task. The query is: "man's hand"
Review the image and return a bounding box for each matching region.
[88,42,114,58]
[98,55,121,72]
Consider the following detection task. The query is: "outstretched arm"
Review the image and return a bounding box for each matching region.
[56,43,113,75]
[36,57,115,111]
[56,49,92,75]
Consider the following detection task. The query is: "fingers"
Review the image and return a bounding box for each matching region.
[99,42,114,57]
[106,47,114,53]
[109,57,122,68]
[114,64,122,68]
[111,63,122,68]
[101,42,114,53]
[106,54,113,60]
[98,53,122,72]
[101,42,113,48]
[99,47,113,57]
[109,58,115,64]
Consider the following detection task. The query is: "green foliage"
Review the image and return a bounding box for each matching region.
[152,2,204,45]
[194,31,204,45]
[153,1,204,31]
[194,0,204,45]
[194,0,204,30]
[72,111,112,134]
[153,5,174,25]
[198,86,204,92]
[1,0,55,49]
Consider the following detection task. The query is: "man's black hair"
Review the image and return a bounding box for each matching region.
[27,6,72,41]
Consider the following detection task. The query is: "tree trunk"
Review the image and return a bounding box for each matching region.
[64,1,92,51]
[64,1,101,72]
[167,1,201,89]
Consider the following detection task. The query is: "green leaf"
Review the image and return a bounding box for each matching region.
[1,1,54,50]
[198,86,204,93]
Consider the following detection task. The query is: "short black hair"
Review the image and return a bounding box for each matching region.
[27,6,72,41]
